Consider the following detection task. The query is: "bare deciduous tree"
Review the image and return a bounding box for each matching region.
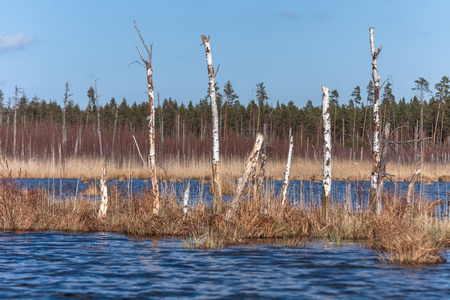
[369,27,382,214]
[201,34,223,210]
[322,86,332,215]
[134,20,160,213]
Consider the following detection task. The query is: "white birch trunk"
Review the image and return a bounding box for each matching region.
[281,128,293,206]
[369,27,382,214]
[134,21,160,214]
[375,123,390,215]
[98,164,108,218]
[231,133,264,210]
[183,179,190,215]
[201,34,222,208]
[322,86,332,213]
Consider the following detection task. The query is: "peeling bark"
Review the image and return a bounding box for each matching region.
[231,133,264,210]
[98,164,108,219]
[281,128,293,206]
[322,86,332,214]
[369,27,382,214]
[134,21,160,214]
[201,34,222,209]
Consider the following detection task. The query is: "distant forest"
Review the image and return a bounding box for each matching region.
[1,76,449,165]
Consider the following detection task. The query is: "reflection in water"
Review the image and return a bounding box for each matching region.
[0,232,449,299]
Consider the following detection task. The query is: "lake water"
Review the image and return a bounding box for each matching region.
[14,177,450,213]
[1,232,449,299]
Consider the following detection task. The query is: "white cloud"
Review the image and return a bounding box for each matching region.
[0,32,36,53]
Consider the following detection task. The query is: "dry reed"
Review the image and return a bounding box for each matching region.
[4,156,450,182]
[0,172,449,264]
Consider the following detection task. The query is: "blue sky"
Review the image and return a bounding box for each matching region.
[1,0,449,109]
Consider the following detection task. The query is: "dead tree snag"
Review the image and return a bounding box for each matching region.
[201,34,223,210]
[134,20,160,214]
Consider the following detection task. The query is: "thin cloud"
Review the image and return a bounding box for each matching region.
[281,11,299,20]
[0,32,36,53]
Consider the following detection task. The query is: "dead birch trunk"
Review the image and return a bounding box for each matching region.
[135,21,160,214]
[375,122,390,215]
[98,163,108,218]
[95,79,103,158]
[369,27,383,214]
[281,128,293,206]
[183,179,190,216]
[231,133,264,210]
[201,34,222,209]
[322,86,332,214]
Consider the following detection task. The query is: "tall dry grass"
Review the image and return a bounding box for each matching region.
[0,172,449,264]
[4,156,450,182]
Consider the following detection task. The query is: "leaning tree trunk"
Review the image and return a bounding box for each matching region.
[134,20,160,214]
[322,86,332,215]
[201,34,223,210]
[281,128,293,206]
[369,27,382,214]
[231,133,264,211]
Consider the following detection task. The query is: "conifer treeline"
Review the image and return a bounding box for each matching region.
[1,76,450,165]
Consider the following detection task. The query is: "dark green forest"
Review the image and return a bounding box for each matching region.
[1,76,450,164]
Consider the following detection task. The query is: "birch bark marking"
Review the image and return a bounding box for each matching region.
[321,86,332,214]
[369,27,382,214]
[231,133,264,210]
[98,163,108,219]
[201,34,223,209]
[183,179,190,217]
[281,128,293,206]
[134,21,160,214]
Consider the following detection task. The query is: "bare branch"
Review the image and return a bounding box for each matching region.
[135,44,146,63]
[214,64,220,78]
[134,20,151,62]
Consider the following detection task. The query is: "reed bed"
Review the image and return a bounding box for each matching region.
[4,156,450,182]
[0,174,449,265]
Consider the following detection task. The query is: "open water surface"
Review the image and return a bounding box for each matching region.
[14,178,450,212]
[1,232,450,299]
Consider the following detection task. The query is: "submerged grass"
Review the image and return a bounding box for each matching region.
[0,174,449,264]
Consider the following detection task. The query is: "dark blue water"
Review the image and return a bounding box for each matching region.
[1,232,449,299]
[14,178,450,207]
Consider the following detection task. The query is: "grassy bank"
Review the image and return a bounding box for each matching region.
[4,156,450,182]
[0,175,449,265]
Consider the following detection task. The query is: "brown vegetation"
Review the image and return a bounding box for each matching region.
[0,174,448,264]
[4,156,450,182]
